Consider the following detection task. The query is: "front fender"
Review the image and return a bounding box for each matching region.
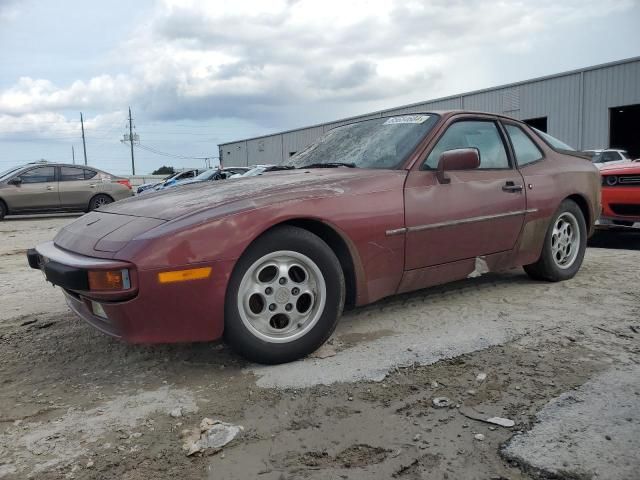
[117,183,407,306]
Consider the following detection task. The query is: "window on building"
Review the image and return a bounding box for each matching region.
[505,125,543,166]
[424,120,509,169]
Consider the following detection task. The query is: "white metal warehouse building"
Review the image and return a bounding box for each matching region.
[219,56,640,166]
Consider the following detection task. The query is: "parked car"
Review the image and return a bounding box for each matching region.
[583,149,633,169]
[136,169,203,194]
[229,165,270,178]
[157,167,251,190]
[230,165,294,178]
[27,111,600,364]
[0,162,132,219]
[599,162,640,226]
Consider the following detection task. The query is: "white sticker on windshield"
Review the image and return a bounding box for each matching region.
[383,115,430,125]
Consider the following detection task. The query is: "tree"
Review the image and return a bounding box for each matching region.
[152,166,175,175]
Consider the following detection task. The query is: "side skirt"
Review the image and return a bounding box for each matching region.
[396,250,519,295]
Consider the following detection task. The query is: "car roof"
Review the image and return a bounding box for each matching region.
[14,162,126,177]
[19,162,99,170]
[325,110,539,133]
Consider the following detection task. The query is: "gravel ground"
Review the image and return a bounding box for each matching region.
[0,216,638,479]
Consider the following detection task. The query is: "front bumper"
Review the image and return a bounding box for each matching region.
[601,186,640,223]
[28,241,234,343]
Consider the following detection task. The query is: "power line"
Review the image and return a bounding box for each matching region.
[135,143,214,160]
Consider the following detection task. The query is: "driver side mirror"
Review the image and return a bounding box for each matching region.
[8,177,22,186]
[436,148,480,184]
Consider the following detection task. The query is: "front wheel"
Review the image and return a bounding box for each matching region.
[524,199,587,282]
[0,201,6,220]
[224,226,345,364]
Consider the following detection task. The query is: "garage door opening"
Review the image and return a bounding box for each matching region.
[610,104,640,159]
[524,117,547,132]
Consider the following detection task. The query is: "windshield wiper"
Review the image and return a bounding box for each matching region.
[298,162,356,169]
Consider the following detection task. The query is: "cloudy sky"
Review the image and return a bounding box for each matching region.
[1,0,639,175]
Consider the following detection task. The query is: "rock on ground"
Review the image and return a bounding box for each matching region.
[503,365,640,479]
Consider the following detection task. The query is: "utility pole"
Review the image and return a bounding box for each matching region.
[80,112,87,165]
[72,145,75,165]
[128,107,136,175]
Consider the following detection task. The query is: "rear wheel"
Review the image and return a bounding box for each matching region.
[224,226,345,364]
[0,201,6,220]
[524,199,587,282]
[88,194,113,211]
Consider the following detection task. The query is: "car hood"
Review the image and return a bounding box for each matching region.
[53,168,399,258]
[99,168,387,221]
[599,161,640,175]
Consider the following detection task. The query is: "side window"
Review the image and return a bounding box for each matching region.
[602,151,620,162]
[84,169,97,180]
[424,120,509,169]
[60,166,86,181]
[19,167,56,184]
[505,125,543,166]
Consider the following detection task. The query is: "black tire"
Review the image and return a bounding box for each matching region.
[224,225,345,364]
[0,200,6,220]
[88,194,113,211]
[524,199,587,282]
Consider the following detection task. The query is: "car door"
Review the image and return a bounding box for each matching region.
[7,166,59,211]
[58,166,108,208]
[404,117,526,269]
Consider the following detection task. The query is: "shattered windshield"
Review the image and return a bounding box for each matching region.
[284,114,439,169]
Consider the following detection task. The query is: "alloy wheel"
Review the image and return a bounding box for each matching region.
[551,212,580,269]
[236,250,326,343]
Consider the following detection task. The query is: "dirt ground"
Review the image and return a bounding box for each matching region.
[0,216,638,479]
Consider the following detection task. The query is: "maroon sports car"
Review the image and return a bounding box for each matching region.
[28,111,600,364]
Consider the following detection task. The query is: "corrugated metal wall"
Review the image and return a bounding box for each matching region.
[221,140,248,167]
[220,58,640,166]
[582,60,640,150]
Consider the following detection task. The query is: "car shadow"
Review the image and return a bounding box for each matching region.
[588,227,640,251]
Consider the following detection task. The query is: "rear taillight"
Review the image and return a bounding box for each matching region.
[117,179,132,190]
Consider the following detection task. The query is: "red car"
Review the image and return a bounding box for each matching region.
[28,112,600,364]
[599,161,640,226]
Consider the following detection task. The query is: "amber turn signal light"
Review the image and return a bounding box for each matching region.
[158,267,212,284]
[88,269,131,291]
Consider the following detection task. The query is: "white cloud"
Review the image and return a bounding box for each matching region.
[0,76,137,115]
[0,111,125,140]
[0,0,636,138]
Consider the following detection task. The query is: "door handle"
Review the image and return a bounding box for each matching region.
[46,185,54,191]
[502,181,523,192]
[89,184,97,188]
